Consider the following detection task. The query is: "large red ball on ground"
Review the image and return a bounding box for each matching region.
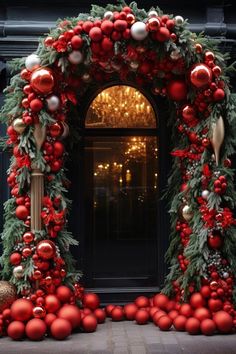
[153,311,167,326]
[153,294,169,310]
[167,80,187,101]
[135,309,149,325]
[124,303,138,320]
[45,313,57,327]
[82,315,97,332]
[111,307,124,321]
[173,315,187,331]
[11,299,33,322]
[56,286,72,303]
[7,321,25,340]
[135,296,149,308]
[179,304,193,318]
[194,307,211,322]
[25,318,47,340]
[158,315,172,331]
[83,293,100,310]
[185,317,200,335]
[45,295,61,313]
[190,293,205,309]
[58,304,81,329]
[213,311,233,334]
[50,318,72,340]
[105,304,115,317]
[168,310,179,321]
[208,298,223,312]
[200,319,216,336]
[200,285,211,298]
[149,306,159,319]
[94,308,106,323]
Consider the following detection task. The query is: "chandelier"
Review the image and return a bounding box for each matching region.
[86,85,156,128]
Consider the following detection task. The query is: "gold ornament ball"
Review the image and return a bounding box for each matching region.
[13,118,26,134]
[182,204,194,221]
[0,281,16,312]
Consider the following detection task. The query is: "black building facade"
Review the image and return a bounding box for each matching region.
[0,0,236,303]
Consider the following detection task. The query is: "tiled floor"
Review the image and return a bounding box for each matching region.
[1,320,236,354]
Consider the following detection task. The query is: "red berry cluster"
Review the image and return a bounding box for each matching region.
[214,175,227,194]
[176,221,191,247]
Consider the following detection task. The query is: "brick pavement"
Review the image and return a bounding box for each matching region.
[1,320,236,354]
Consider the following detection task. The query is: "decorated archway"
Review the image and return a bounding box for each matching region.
[1,0,236,340]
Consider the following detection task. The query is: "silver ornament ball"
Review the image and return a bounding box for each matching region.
[202,190,210,200]
[68,51,83,65]
[223,272,229,279]
[25,54,41,72]
[103,11,114,20]
[131,22,148,41]
[175,16,184,26]
[148,10,158,18]
[47,95,60,112]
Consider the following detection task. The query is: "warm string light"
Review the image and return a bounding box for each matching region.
[86,86,156,128]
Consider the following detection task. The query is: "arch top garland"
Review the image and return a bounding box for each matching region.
[1,0,236,340]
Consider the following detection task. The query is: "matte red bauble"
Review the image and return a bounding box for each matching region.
[207,233,223,249]
[190,292,205,309]
[149,306,159,319]
[200,319,216,336]
[167,80,187,101]
[200,285,211,298]
[10,252,22,265]
[82,314,97,332]
[168,310,179,321]
[7,320,25,340]
[213,311,233,333]
[25,318,47,340]
[182,105,197,124]
[135,309,149,324]
[153,310,167,326]
[30,98,43,112]
[53,141,64,158]
[208,298,223,312]
[71,35,83,49]
[45,313,57,327]
[49,122,63,138]
[158,315,172,331]
[101,20,114,35]
[56,286,72,303]
[190,64,212,88]
[94,308,106,323]
[135,296,149,308]
[153,293,169,310]
[45,295,61,313]
[58,304,81,329]
[50,318,72,340]
[185,317,200,335]
[30,68,54,95]
[124,303,138,320]
[15,205,29,220]
[173,315,187,331]
[213,88,225,101]
[179,304,192,318]
[83,293,100,310]
[111,307,124,321]
[194,307,211,322]
[11,299,33,321]
[156,27,170,42]
[89,27,103,42]
[105,304,115,316]
[36,240,56,260]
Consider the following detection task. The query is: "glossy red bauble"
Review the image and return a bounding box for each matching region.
[167,80,187,101]
[194,307,211,322]
[45,295,61,313]
[49,123,63,138]
[135,296,149,308]
[36,240,56,260]
[185,317,200,335]
[173,315,187,331]
[190,293,205,309]
[155,27,170,42]
[30,68,54,95]
[58,304,81,329]
[53,141,64,158]
[94,308,106,323]
[30,98,43,112]
[190,64,212,88]
[124,303,138,320]
[83,293,100,310]
[135,309,149,325]
[213,311,233,334]
[11,299,33,322]
[200,319,216,336]
[7,320,25,340]
[50,318,72,340]
[111,307,124,321]
[25,318,47,340]
[23,232,34,244]
[153,293,169,310]
[213,88,225,101]
[182,105,197,124]
[15,205,29,220]
[207,233,223,249]
[157,315,172,331]
[82,314,97,332]
[10,252,22,266]
[56,286,72,303]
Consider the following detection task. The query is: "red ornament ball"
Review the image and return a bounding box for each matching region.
[213,88,225,101]
[182,105,197,124]
[168,310,179,321]
[200,319,216,336]
[200,285,211,298]
[157,315,172,331]
[53,141,65,158]
[213,311,233,334]
[94,308,106,323]
[15,205,29,220]
[153,310,167,326]
[105,304,115,317]
[50,318,72,340]
[185,317,200,335]
[7,320,25,340]
[11,299,33,322]
[190,292,205,309]
[58,304,81,329]
[155,27,170,42]
[135,296,149,308]
[208,298,223,312]
[36,240,56,260]
[173,315,187,331]
[45,295,61,313]
[149,306,159,319]
[45,313,57,327]
[89,27,103,42]
[49,122,63,138]
[101,37,114,52]
[25,318,47,341]
[10,252,22,266]
[56,286,72,303]
[190,63,212,88]
[208,233,223,249]
[135,309,149,325]
[153,293,169,310]
[111,307,124,321]
[83,293,100,310]
[124,303,138,320]
[23,231,34,243]
[101,20,114,35]
[82,314,97,332]
[71,35,83,49]
[179,303,192,318]
[167,80,187,101]
[30,68,54,95]
[30,98,43,112]
[194,307,211,322]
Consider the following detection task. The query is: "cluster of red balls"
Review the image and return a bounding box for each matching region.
[214,175,227,195]
[176,221,192,247]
